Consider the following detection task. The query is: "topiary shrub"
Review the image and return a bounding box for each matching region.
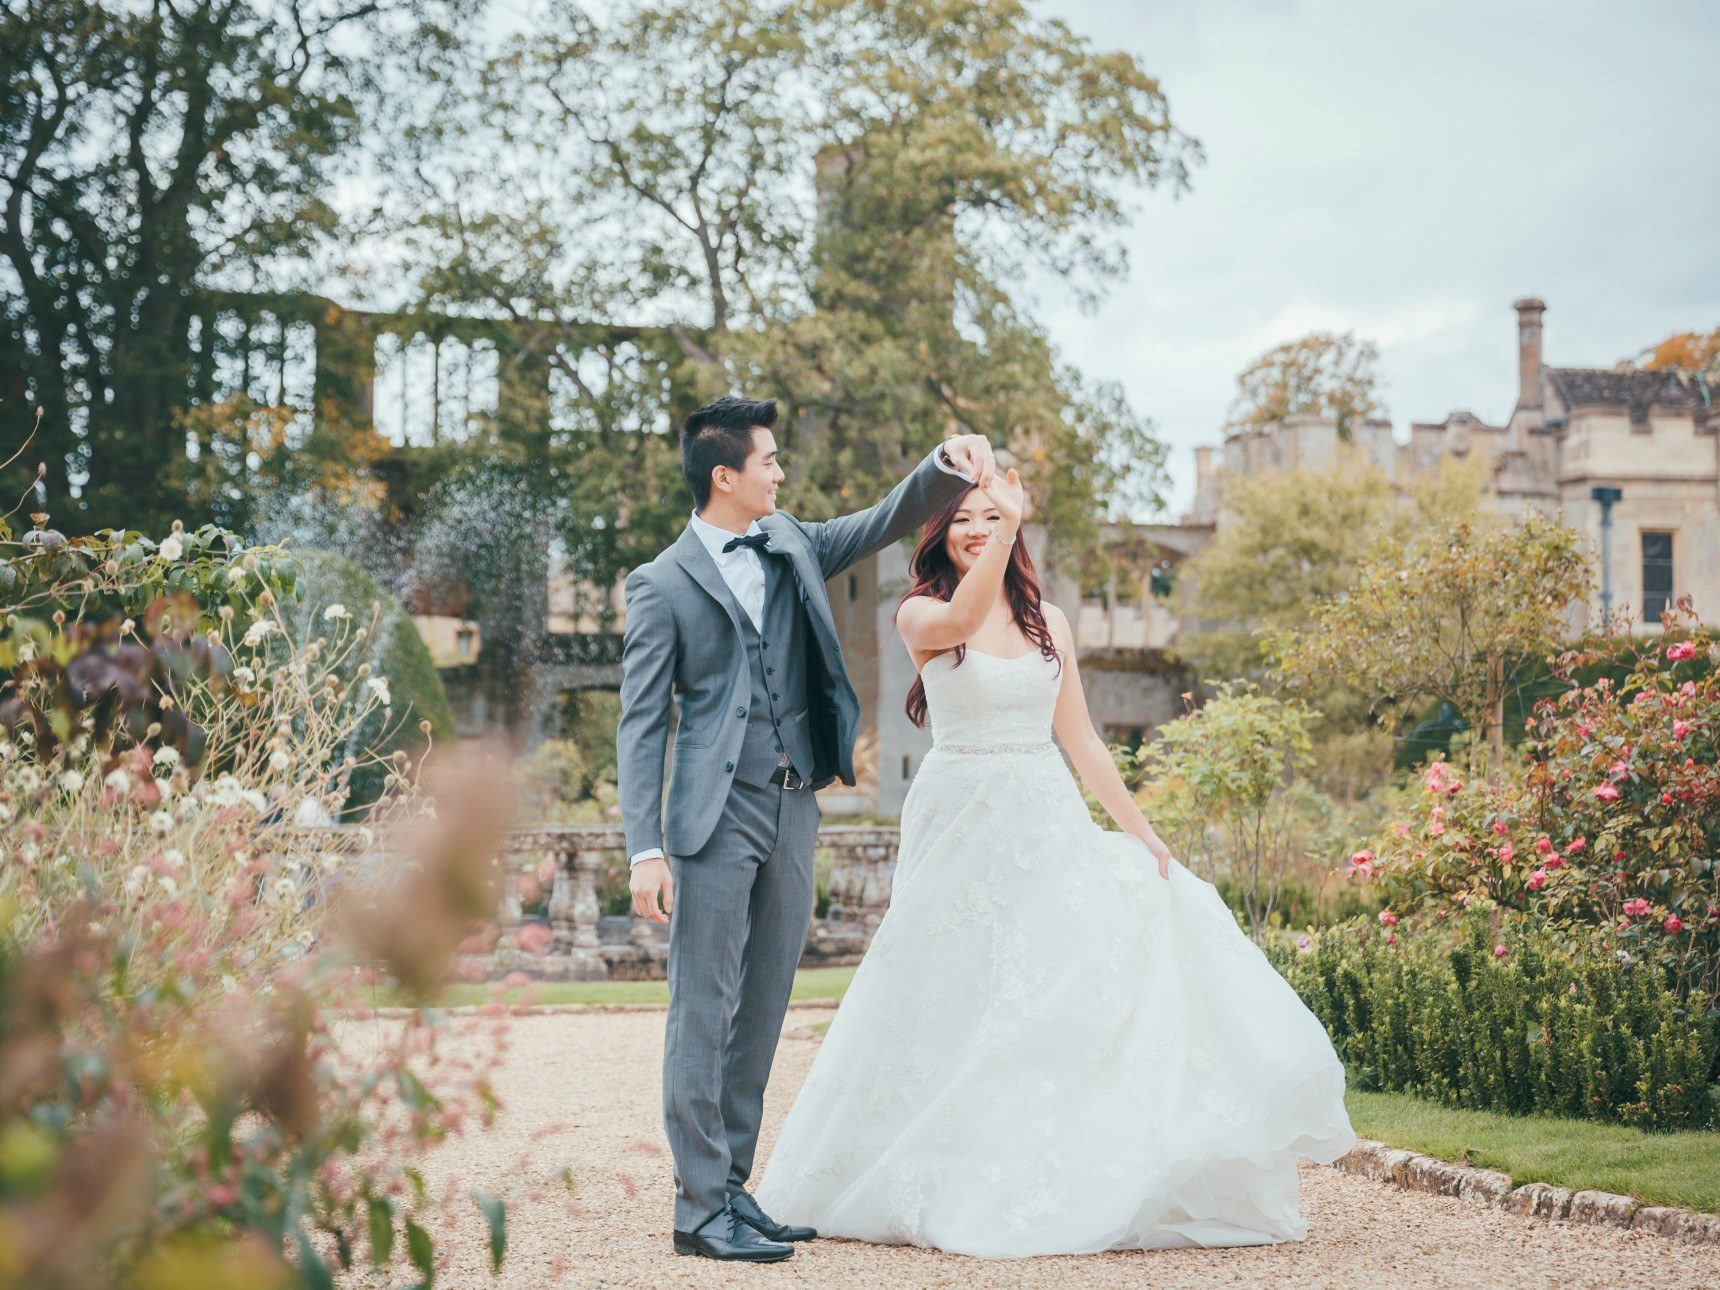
[286,548,457,815]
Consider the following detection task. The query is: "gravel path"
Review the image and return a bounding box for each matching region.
[403,1009,1720,1288]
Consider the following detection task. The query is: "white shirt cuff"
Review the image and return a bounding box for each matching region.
[933,442,975,482]
[629,847,665,868]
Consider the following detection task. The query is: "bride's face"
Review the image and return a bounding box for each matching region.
[944,493,1004,576]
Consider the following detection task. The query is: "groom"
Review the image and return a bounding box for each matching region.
[618,395,994,1261]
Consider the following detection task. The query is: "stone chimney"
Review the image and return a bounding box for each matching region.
[1514,297,1546,413]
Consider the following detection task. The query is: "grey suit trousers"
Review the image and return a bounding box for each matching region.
[664,775,820,1232]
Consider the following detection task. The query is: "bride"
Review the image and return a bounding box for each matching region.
[754,468,1357,1257]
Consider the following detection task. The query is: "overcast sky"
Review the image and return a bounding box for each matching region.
[1029,0,1720,518]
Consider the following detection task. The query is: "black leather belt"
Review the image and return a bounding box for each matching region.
[768,762,810,790]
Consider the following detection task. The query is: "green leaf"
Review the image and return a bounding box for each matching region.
[296,1226,335,1290]
[367,1192,395,1264]
[406,1218,434,1288]
[474,1192,506,1272]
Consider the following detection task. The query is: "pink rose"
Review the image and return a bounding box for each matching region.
[1566,836,1586,854]
[515,922,554,954]
[1527,868,1548,891]
[1672,719,1690,740]
[1493,944,1508,958]
[1593,784,1621,802]
[1544,854,1565,871]
[1661,792,1674,805]
[1498,841,1515,864]
[1568,983,1578,996]
[1534,836,1554,854]
[1622,898,1651,918]
[1492,819,1508,836]
[1663,915,1685,933]
[1385,931,1398,946]
[1429,820,1446,837]
[1378,910,1399,928]
[1666,640,1696,661]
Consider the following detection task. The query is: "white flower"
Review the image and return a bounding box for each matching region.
[271,876,297,901]
[0,803,11,823]
[154,777,176,802]
[221,974,238,994]
[58,769,85,794]
[151,746,181,769]
[17,640,34,663]
[87,922,106,936]
[232,665,256,689]
[148,809,174,836]
[14,765,41,793]
[0,741,15,761]
[319,851,344,873]
[226,566,246,588]
[120,617,135,635]
[124,865,150,897]
[18,841,39,864]
[268,749,293,773]
[243,789,268,814]
[103,768,131,795]
[322,602,350,621]
[158,533,184,561]
[161,848,185,871]
[156,874,178,898]
[242,619,278,648]
[364,676,392,707]
[293,797,332,827]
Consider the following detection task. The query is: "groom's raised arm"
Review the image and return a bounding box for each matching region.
[801,441,982,580]
[616,566,677,861]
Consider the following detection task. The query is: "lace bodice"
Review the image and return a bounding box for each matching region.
[920,647,1062,748]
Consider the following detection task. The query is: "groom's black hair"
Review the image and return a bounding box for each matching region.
[682,395,778,510]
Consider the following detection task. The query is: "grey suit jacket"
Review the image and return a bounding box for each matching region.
[617,446,972,860]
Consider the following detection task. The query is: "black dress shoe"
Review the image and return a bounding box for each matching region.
[728,1189,818,1242]
[673,1204,795,1261]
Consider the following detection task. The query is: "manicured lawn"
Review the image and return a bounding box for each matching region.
[1345,1089,1720,1214]
[405,964,858,1009]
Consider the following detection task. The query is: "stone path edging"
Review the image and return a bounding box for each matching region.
[1332,1137,1720,1247]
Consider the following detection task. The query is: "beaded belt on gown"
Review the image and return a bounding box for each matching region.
[930,738,1057,755]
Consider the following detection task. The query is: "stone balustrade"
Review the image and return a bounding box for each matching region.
[320,822,900,982]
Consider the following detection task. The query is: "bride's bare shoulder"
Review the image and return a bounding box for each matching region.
[1042,602,1073,653]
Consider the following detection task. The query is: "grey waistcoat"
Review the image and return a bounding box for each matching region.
[731,554,816,788]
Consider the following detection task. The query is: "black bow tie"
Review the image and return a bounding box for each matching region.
[722,532,771,555]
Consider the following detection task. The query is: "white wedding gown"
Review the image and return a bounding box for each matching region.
[754,645,1357,1257]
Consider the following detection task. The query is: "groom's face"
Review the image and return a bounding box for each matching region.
[720,427,785,520]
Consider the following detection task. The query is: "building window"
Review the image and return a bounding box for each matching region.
[848,573,859,602]
[901,754,912,780]
[1641,531,1673,624]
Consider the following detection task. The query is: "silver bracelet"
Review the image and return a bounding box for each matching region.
[995,528,1017,546]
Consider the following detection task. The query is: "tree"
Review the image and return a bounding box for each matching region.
[1223,331,1384,438]
[0,0,450,531]
[1133,682,1320,942]
[395,0,1194,581]
[1263,513,1591,782]
[1636,326,1720,378]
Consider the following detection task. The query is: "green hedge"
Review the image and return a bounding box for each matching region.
[1275,912,1717,1132]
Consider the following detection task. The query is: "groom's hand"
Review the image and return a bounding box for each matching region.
[630,857,674,924]
[943,434,997,489]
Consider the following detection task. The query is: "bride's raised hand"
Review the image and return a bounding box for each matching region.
[977,467,1025,531]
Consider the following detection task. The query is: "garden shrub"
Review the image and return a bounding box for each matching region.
[0,514,513,1283]
[1278,911,1716,1131]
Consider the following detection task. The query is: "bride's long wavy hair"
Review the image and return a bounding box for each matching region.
[896,485,1061,729]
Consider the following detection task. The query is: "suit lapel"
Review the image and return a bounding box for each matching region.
[673,523,746,639]
[759,517,840,645]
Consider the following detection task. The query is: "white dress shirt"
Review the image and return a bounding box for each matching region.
[687,510,769,631]
[628,444,974,869]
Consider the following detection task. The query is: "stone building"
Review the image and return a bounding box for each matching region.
[1183,297,1719,631]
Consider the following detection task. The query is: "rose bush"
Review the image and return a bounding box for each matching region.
[1360,604,1718,999]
